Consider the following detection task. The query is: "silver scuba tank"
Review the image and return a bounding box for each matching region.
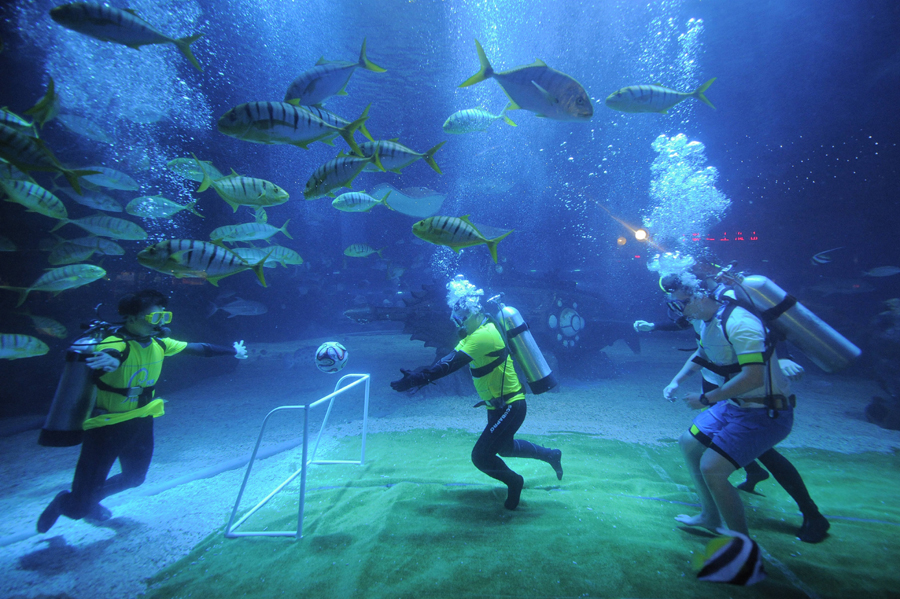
[39,334,100,447]
[496,304,558,394]
[730,274,861,373]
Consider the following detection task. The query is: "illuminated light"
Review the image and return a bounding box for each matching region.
[616,236,627,246]
[634,229,648,241]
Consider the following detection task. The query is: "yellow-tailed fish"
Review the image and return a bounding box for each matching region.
[217,101,365,156]
[0,123,95,193]
[443,102,517,134]
[284,39,386,106]
[81,166,139,191]
[0,179,67,219]
[195,161,289,213]
[460,39,593,122]
[210,220,292,243]
[344,243,382,258]
[137,239,267,287]
[304,151,383,200]
[412,215,512,263]
[125,195,203,219]
[356,140,445,174]
[0,264,106,306]
[167,157,224,183]
[52,215,147,240]
[0,334,50,359]
[605,79,716,114]
[24,77,61,128]
[332,190,393,213]
[27,315,68,339]
[49,2,203,72]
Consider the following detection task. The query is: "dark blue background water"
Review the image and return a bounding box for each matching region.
[1,0,898,416]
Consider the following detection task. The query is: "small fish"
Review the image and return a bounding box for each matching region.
[695,533,766,586]
[56,186,122,212]
[27,315,68,339]
[332,190,393,213]
[166,157,224,183]
[137,239,267,287]
[356,140,445,174]
[605,79,716,114]
[0,264,106,307]
[284,39,386,106]
[443,102,517,134]
[460,39,593,122]
[68,236,124,255]
[24,77,61,128]
[0,123,95,193]
[81,166,139,191]
[57,113,115,145]
[304,152,383,200]
[217,101,365,156]
[412,215,512,263]
[210,220,292,243]
[863,266,900,277]
[811,246,843,265]
[0,334,50,360]
[0,179,67,219]
[196,163,289,213]
[344,244,382,258]
[52,215,147,240]
[207,297,268,318]
[126,195,203,219]
[49,2,203,72]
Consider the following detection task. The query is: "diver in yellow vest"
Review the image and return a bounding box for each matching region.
[37,289,248,533]
[390,276,563,510]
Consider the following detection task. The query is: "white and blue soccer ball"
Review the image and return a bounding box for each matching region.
[315,341,348,373]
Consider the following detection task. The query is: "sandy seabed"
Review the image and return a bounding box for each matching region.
[1,332,897,599]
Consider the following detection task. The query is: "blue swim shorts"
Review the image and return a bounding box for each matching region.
[690,401,794,469]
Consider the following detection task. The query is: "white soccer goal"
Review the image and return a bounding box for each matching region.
[224,373,370,539]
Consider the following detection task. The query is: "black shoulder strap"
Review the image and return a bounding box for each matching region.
[719,295,776,362]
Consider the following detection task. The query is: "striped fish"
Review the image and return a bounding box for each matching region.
[166,157,224,183]
[605,79,716,114]
[0,179,67,219]
[210,220,292,243]
[82,166,139,191]
[0,264,106,307]
[304,152,383,200]
[356,140,445,174]
[695,533,766,586]
[49,3,204,72]
[460,39,593,122]
[136,239,267,287]
[443,102,517,134]
[69,236,124,255]
[28,315,68,339]
[217,101,365,156]
[261,245,303,265]
[125,195,203,219]
[332,190,393,213]
[412,215,512,263]
[52,215,147,240]
[196,164,289,212]
[230,247,279,269]
[344,244,382,258]
[0,107,37,136]
[284,39,386,106]
[24,77,60,128]
[0,123,95,193]
[48,241,96,265]
[57,186,122,212]
[0,334,50,360]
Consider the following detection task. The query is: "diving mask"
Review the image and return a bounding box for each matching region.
[144,311,173,326]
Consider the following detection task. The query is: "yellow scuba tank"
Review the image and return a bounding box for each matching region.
[39,322,108,447]
[493,299,558,394]
[724,272,861,373]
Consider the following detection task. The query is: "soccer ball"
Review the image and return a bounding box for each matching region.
[315,341,348,373]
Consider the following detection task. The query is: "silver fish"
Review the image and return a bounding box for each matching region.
[304,153,382,200]
[605,79,716,114]
[863,266,900,277]
[0,334,50,360]
[443,102,517,134]
[137,239,266,287]
[207,297,268,318]
[0,179,67,219]
[356,140,445,174]
[210,220,292,243]
[52,215,147,240]
[0,264,106,306]
[284,39,386,106]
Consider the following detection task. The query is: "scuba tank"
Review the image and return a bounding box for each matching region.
[718,268,861,373]
[489,295,558,394]
[39,319,110,447]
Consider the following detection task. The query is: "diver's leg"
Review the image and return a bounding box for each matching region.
[676,430,724,531]
[472,402,526,509]
[700,449,747,535]
[737,460,770,493]
[496,401,563,480]
[757,447,830,542]
[99,417,154,500]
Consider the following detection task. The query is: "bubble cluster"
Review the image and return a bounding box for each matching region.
[643,133,731,248]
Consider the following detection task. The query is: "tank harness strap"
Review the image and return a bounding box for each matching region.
[761,295,797,322]
[720,299,777,363]
[470,347,510,378]
[473,386,524,409]
[91,335,164,408]
[505,322,528,340]
[691,355,742,379]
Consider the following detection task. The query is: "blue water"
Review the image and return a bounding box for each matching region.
[0,0,898,415]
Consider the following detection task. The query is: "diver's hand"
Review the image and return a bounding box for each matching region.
[391,368,426,392]
[779,359,804,381]
[663,381,679,402]
[86,351,120,372]
[634,320,655,333]
[233,340,248,359]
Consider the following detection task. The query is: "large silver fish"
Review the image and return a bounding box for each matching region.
[0,334,50,360]
[304,153,383,200]
[605,79,716,114]
[49,2,203,71]
[412,215,512,263]
[0,264,106,306]
[137,239,267,287]
[284,39,386,106]
[356,140,445,174]
[52,215,147,240]
[0,179,67,220]
[460,39,593,122]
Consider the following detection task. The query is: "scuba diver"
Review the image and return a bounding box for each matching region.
[390,275,563,510]
[37,289,248,533]
[652,273,830,543]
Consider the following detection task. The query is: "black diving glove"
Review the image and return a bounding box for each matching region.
[391,369,428,392]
